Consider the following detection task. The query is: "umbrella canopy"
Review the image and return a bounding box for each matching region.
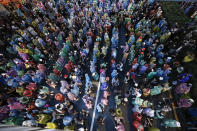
[132,120,144,131]
[63,116,74,126]
[132,112,142,122]
[150,86,163,96]
[143,108,155,117]
[132,97,144,106]
[132,105,143,113]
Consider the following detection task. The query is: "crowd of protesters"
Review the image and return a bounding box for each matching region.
[0,0,196,130]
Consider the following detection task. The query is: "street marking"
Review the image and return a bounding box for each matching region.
[90,81,101,131]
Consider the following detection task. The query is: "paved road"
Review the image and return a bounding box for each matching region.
[95,24,133,131]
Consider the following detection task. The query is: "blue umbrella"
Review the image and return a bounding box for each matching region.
[63,116,74,126]
[101,82,108,91]
[35,99,46,108]
[22,74,32,83]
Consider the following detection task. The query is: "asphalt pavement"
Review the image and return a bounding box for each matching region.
[95,24,133,131]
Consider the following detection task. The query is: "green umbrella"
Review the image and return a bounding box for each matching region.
[48,73,59,82]
[7,61,15,68]
[17,70,24,77]
[17,96,29,104]
[3,117,23,126]
[53,65,63,71]
[0,66,6,71]
[69,56,75,63]
[150,86,163,96]
[32,54,40,62]
[39,86,50,94]
[147,72,157,79]
[124,17,131,24]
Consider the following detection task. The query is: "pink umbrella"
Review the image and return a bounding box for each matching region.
[100,69,104,73]
[101,98,108,105]
[8,102,26,110]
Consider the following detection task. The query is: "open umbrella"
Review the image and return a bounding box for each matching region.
[143,108,155,117]
[132,120,144,131]
[132,105,143,113]
[150,86,162,96]
[132,97,144,106]
[175,83,191,94]
[63,115,74,126]
[162,119,181,127]
[132,112,142,122]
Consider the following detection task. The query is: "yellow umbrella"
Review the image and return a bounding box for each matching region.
[115,108,123,117]
[183,54,195,63]
[46,122,58,129]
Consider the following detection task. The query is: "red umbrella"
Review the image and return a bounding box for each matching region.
[26,83,37,91]
[132,120,144,131]
[132,112,142,122]
[64,64,71,73]
[55,93,65,102]
[23,90,33,97]
[53,68,60,75]
[27,103,36,111]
